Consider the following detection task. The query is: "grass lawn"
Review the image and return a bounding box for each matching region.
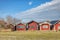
[0,31,60,40]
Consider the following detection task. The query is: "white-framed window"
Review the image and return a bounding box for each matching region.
[43,25,48,28]
[58,26,60,29]
[31,26,34,28]
[17,25,24,28]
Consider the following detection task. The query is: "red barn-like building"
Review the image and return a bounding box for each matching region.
[16,23,26,31]
[53,21,60,31]
[39,21,51,30]
[27,21,39,30]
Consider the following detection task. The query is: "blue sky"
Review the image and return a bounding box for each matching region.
[0,0,51,17]
[0,0,60,22]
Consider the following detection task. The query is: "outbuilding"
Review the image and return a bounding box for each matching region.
[39,21,51,30]
[16,23,26,31]
[53,20,60,31]
[27,21,39,30]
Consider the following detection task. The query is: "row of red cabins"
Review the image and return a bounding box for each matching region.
[14,20,60,31]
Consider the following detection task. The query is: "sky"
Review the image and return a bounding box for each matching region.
[0,0,60,22]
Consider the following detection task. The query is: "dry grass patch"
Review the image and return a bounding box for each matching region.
[0,31,60,40]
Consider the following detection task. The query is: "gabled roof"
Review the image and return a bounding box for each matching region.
[27,20,38,24]
[54,20,60,24]
[39,21,51,25]
[17,23,25,25]
[50,20,58,25]
[16,23,25,27]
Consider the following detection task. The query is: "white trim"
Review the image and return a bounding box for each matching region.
[39,22,51,26]
[54,25,56,31]
[40,25,41,30]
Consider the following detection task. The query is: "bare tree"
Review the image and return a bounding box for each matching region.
[12,18,22,25]
[6,15,13,24]
[6,15,22,25]
[0,18,6,29]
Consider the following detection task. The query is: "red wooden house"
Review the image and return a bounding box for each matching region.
[27,21,39,30]
[39,21,51,30]
[16,23,26,31]
[53,20,60,31]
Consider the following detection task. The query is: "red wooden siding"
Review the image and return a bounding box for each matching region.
[16,23,26,31]
[54,24,60,31]
[40,24,50,30]
[28,21,38,30]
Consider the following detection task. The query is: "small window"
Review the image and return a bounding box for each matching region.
[31,26,34,28]
[43,25,48,28]
[58,26,60,29]
[17,25,24,28]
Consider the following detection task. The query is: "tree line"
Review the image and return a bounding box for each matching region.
[0,16,21,29]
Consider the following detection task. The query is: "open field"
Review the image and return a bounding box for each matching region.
[0,31,60,40]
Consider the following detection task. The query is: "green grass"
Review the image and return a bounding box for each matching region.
[0,31,60,40]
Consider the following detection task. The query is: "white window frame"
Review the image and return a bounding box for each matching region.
[43,25,48,28]
[58,26,60,29]
[17,25,24,28]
